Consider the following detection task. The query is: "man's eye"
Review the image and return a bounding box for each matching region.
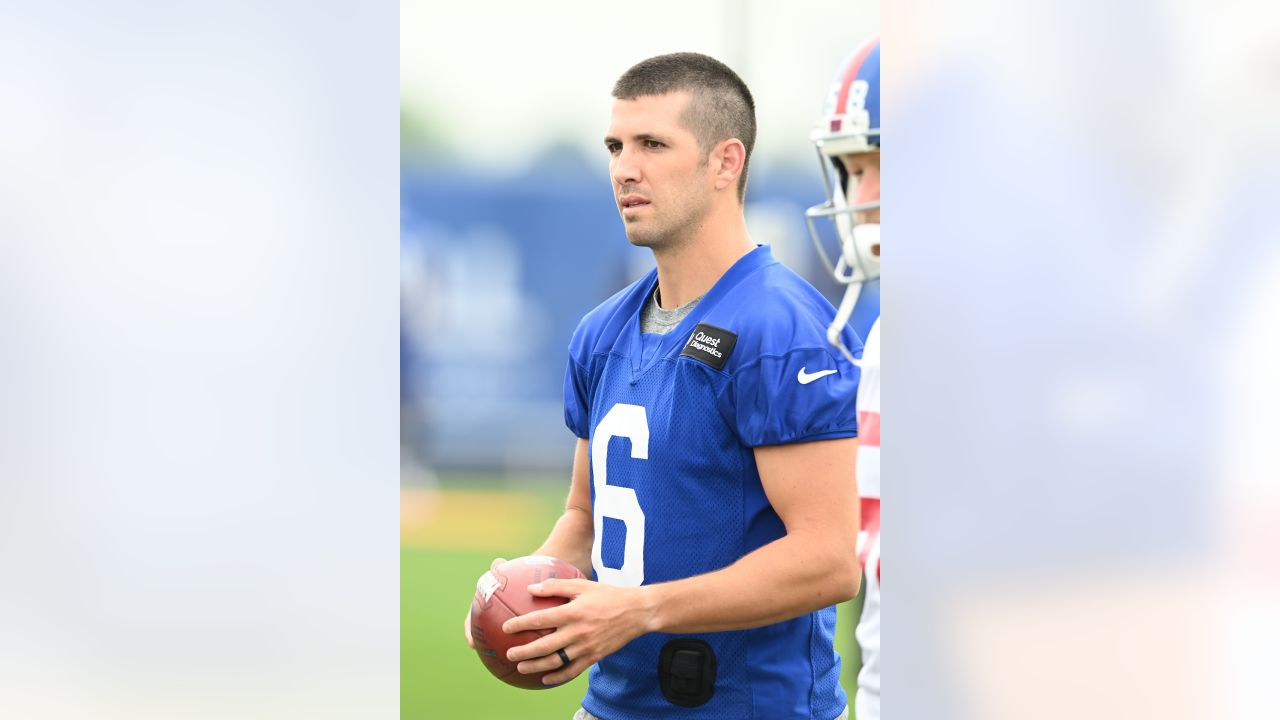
[606,143,621,154]
[644,139,663,149]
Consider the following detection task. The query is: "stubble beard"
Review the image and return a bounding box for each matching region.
[623,219,670,250]
[623,192,708,253]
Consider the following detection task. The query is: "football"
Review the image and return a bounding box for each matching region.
[470,555,585,689]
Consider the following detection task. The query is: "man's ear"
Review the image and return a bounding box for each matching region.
[711,138,746,193]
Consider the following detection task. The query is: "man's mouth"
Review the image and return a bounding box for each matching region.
[619,195,651,210]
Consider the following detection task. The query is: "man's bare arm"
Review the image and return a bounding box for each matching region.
[531,438,593,576]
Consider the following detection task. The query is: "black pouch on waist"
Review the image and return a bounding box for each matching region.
[658,638,716,707]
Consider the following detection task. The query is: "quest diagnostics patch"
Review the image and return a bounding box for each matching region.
[680,323,738,371]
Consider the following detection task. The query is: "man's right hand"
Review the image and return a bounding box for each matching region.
[463,557,508,649]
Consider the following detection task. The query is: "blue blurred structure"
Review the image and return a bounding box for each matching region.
[401,166,879,472]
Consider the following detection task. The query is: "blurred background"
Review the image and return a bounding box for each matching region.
[399,1,880,717]
[6,1,1278,718]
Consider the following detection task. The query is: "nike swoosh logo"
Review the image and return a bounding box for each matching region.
[797,367,838,384]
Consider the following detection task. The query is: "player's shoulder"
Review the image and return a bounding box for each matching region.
[747,259,836,324]
[864,317,881,356]
[713,259,852,362]
[568,268,654,359]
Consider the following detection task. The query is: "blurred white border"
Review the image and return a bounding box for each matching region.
[0,3,399,717]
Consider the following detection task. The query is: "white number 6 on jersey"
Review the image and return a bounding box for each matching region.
[590,403,648,587]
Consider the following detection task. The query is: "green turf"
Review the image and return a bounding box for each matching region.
[401,475,863,719]
[402,547,590,719]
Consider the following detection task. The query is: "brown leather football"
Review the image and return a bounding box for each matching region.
[470,555,585,689]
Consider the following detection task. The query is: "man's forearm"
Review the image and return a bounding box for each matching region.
[533,506,594,577]
[639,528,859,635]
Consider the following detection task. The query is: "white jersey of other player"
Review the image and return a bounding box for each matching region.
[855,317,880,720]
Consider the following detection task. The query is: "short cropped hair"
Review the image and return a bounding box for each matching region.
[612,52,757,202]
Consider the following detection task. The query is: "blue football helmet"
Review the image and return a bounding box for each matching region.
[806,36,880,362]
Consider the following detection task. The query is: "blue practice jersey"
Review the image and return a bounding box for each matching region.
[564,245,863,720]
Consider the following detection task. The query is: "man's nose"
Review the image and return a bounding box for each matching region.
[611,147,642,187]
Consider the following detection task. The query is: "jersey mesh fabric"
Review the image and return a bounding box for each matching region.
[809,606,843,716]
[586,357,755,719]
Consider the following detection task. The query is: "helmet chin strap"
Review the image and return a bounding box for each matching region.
[827,279,863,366]
[828,223,879,365]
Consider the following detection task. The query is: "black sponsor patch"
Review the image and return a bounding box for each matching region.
[680,323,737,371]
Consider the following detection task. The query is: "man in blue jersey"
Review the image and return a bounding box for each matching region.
[466,53,864,720]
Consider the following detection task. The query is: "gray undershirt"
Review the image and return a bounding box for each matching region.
[639,286,705,335]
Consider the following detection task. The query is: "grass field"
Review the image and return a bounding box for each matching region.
[401,474,862,720]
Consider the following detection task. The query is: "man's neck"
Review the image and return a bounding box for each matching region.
[652,207,754,309]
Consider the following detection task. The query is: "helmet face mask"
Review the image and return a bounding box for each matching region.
[805,148,880,286]
[808,37,880,362]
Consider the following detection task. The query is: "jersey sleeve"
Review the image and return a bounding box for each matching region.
[563,354,590,439]
[722,346,860,447]
[563,318,594,439]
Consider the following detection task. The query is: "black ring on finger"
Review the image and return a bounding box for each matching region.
[557,648,571,668]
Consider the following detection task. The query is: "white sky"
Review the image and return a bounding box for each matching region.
[401,0,880,172]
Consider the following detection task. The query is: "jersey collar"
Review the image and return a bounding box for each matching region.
[628,245,778,379]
